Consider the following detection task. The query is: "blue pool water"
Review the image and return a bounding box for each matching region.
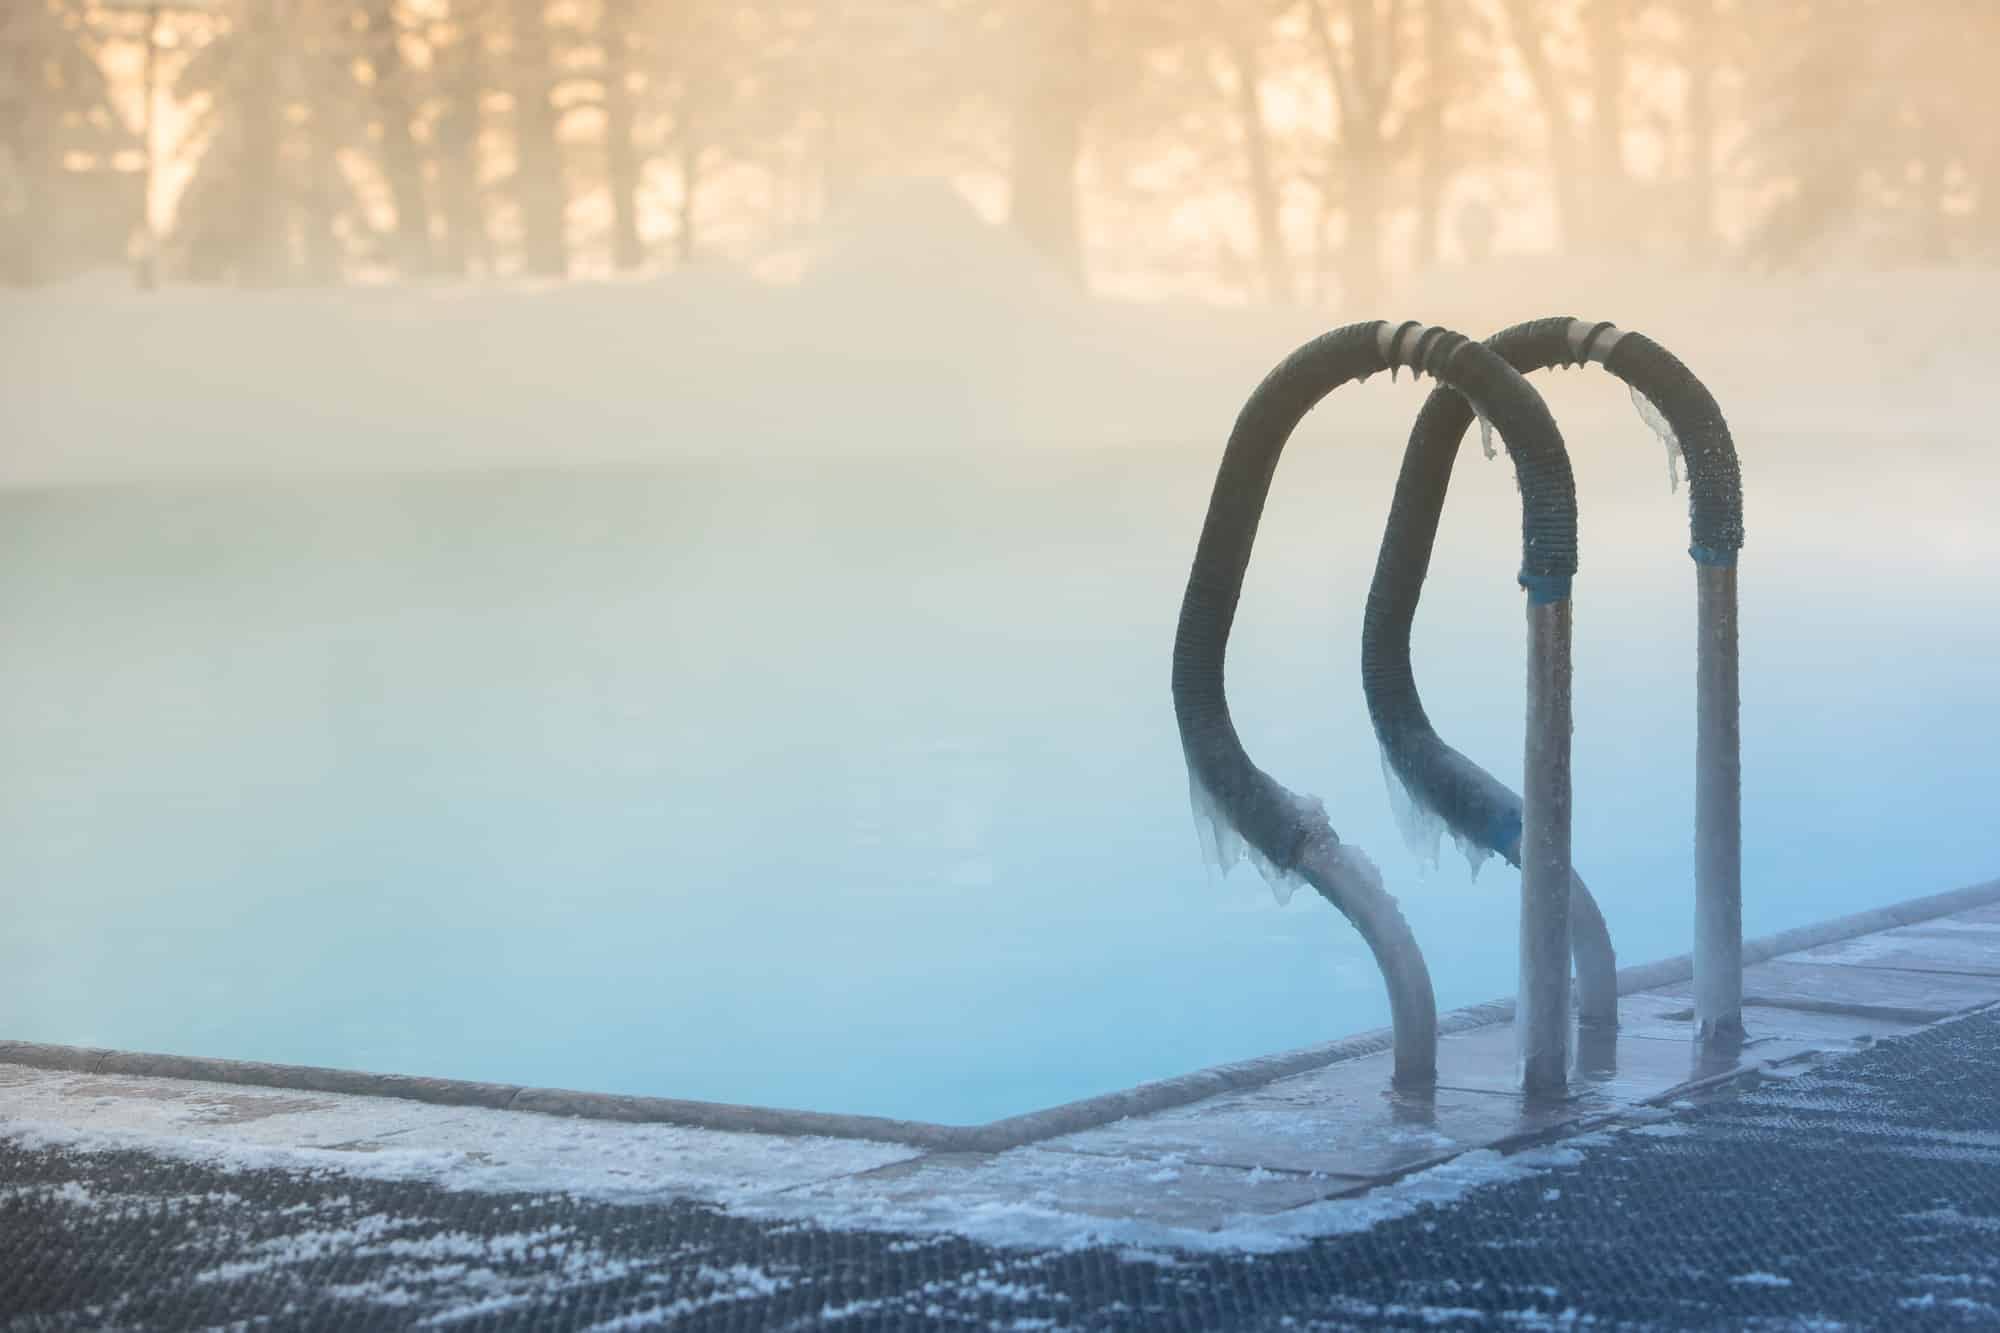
[3,424,1995,1124]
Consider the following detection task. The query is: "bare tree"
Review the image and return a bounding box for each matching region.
[1495,0,1581,249]
[507,0,568,276]
[0,0,138,283]
[1581,0,1628,223]
[428,0,496,276]
[1679,0,1718,261]
[1006,0,1092,279]
[1304,0,1414,310]
[360,0,436,276]
[1410,0,1456,268]
[1210,0,1293,303]
[594,0,645,270]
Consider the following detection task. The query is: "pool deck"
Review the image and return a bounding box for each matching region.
[5,879,1998,1226]
[3,878,1999,1327]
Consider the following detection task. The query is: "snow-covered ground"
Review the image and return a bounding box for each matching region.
[3,226,1996,1123]
[0,1062,1598,1256]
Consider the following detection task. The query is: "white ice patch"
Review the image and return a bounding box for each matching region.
[1186,768,1319,906]
[1186,769,1243,880]
[1629,385,1685,493]
[1476,412,1499,461]
[1380,749,1447,867]
[1377,750,1493,882]
[1244,839,1304,906]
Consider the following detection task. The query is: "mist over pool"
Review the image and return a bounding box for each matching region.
[3,270,1996,1124]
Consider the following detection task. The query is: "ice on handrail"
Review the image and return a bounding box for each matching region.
[1629,385,1686,494]
[1476,411,1499,461]
[1246,840,1306,906]
[1185,767,1325,906]
[1378,749,1495,882]
[1187,767,1244,880]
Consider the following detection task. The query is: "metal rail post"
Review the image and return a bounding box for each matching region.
[1521,594,1574,1093]
[1694,562,1743,1037]
[1571,320,1746,1042]
[1363,317,1745,1049]
[1172,319,1577,1090]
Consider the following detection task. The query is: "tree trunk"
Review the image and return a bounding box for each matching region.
[1413,0,1453,269]
[237,0,286,285]
[1343,147,1386,310]
[1218,26,1293,304]
[1006,0,1090,281]
[364,0,434,276]
[675,133,699,263]
[1683,0,1717,261]
[1584,0,1628,229]
[1340,0,1396,312]
[508,0,568,277]
[433,5,492,276]
[1498,0,1583,252]
[1305,0,1393,308]
[0,7,47,284]
[600,0,645,271]
[296,98,344,284]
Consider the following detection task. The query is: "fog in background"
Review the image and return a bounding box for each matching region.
[7,0,2000,292]
[3,1,1997,1122]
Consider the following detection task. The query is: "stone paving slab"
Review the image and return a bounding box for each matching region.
[1791,918,2000,976]
[1604,992,1926,1047]
[0,1066,922,1203]
[763,1147,1365,1232]
[1039,1056,1590,1179]
[1661,954,2000,1022]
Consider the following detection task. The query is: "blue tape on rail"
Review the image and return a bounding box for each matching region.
[1517,572,1573,604]
[1689,543,1739,568]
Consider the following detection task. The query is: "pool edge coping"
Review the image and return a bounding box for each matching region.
[6,876,1997,1154]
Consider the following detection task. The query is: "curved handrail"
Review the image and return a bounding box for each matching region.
[1362,316,1745,1038]
[1171,319,1579,1090]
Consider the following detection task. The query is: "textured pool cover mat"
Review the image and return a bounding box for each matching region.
[5,1007,1998,1331]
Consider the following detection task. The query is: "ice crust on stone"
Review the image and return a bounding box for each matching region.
[1378,749,1494,881]
[1629,385,1685,493]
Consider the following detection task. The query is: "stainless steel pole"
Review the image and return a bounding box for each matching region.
[1521,595,1574,1095]
[1694,561,1743,1038]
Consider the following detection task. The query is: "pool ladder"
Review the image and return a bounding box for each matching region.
[1171,318,1743,1096]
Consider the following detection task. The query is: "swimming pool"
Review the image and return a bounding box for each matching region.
[3,414,1994,1124]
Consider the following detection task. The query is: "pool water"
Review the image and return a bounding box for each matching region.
[3,424,1994,1124]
